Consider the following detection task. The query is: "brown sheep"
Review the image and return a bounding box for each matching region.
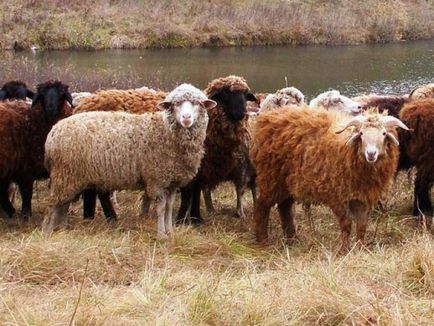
[73,87,167,220]
[0,81,72,218]
[398,98,434,227]
[177,75,256,223]
[252,107,409,252]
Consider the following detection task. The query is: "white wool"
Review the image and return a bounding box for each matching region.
[164,83,208,104]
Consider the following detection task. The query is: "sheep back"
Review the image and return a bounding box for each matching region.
[73,89,167,114]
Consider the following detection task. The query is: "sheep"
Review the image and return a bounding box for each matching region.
[0,81,73,218]
[310,90,362,115]
[260,87,305,112]
[0,80,34,101]
[42,84,216,235]
[409,83,434,100]
[251,106,409,251]
[352,94,409,118]
[73,87,168,220]
[398,98,434,228]
[176,75,256,224]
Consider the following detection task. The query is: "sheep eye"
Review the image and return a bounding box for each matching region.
[359,131,363,136]
[382,131,387,136]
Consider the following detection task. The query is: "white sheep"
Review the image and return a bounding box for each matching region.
[260,87,305,112]
[309,90,361,115]
[42,84,216,236]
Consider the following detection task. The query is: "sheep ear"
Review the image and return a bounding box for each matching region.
[245,92,257,102]
[202,99,217,109]
[0,90,5,100]
[386,133,400,146]
[65,90,74,108]
[26,89,35,99]
[157,101,172,111]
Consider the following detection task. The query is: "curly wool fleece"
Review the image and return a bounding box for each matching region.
[45,84,210,205]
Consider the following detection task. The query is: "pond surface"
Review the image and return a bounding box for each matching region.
[12,39,434,99]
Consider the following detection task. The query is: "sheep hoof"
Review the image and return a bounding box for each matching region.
[235,211,246,219]
[190,217,203,226]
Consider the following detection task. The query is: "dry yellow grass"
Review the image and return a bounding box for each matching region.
[0,171,433,325]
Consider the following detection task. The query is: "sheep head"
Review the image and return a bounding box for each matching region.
[310,90,362,115]
[0,80,34,101]
[32,80,73,116]
[158,83,216,129]
[205,75,256,121]
[336,113,409,164]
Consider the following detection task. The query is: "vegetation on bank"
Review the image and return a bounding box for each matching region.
[1,0,433,50]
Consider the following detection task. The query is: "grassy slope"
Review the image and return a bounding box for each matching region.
[0,172,433,325]
[1,0,433,50]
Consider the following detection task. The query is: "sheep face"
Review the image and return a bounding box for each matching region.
[210,88,256,121]
[337,115,409,164]
[311,90,362,115]
[32,81,73,116]
[0,80,34,101]
[159,99,216,129]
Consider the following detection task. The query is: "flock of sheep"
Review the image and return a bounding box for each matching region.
[0,77,433,252]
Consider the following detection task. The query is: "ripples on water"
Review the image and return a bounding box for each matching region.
[9,40,434,99]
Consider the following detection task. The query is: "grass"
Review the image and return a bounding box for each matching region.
[0,171,433,325]
[0,0,433,50]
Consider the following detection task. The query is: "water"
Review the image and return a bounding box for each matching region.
[12,40,434,99]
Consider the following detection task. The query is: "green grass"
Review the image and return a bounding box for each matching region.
[1,0,433,50]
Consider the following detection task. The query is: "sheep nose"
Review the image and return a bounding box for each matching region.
[182,113,191,119]
[367,150,377,160]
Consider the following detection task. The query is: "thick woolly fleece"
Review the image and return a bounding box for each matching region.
[45,87,209,207]
[399,98,434,219]
[252,107,399,208]
[73,88,167,114]
[409,83,434,100]
[197,76,251,189]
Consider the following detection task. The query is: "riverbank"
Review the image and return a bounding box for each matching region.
[1,0,433,50]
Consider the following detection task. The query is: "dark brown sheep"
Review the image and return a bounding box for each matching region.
[0,80,34,101]
[176,75,256,224]
[0,81,72,218]
[354,94,409,118]
[399,98,434,227]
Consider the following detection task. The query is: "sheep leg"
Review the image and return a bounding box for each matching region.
[17,180,33,219]
[42,202,71,235]
[350,201,369,248]
[235,183,246,219]
[277,197,296,243]
[0,181,15,218]
[250,182,257,209]
[141,193,151,216]
[164,189,176,235]
[413,173,433,229]
[254,197,272,243]
[98,191,117,221]
[190,183,203,225]
[203,188,215,213]
[335,208,352,253]
[176,186,192,225]
[83,188,97,219]
[155,194,167,237]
